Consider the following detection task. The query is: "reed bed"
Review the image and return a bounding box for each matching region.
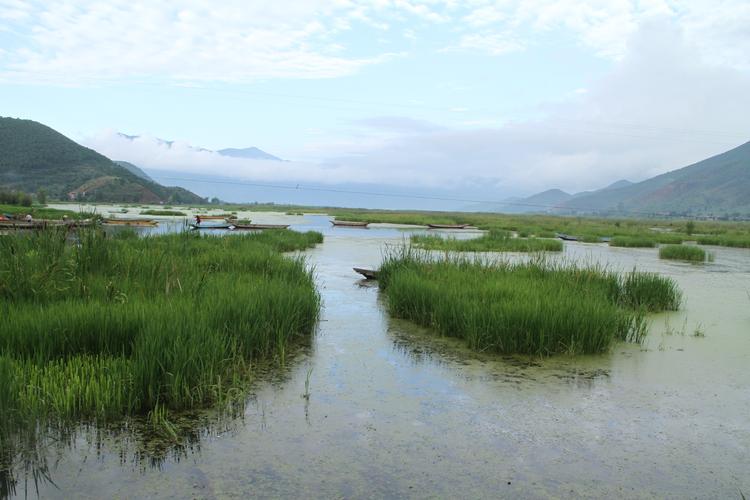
[378,248,680,356]
[659,244,710,262]
[0,228,321,434]
[140,209,187,216]
[411,230,563,253]
[608,236,657,248]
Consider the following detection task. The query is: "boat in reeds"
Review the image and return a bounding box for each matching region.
[231,224,290,230]
[0,219,98,230]
[353,267,378,280]
[427,223,469,229]
[195,215,233,220]
[331,220,369,227]
[190,223,232,230]
[556,233,578,241]
[103,218,158,227]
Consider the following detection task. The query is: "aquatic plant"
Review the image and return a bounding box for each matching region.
[609,236,657,248]
[411,230,562,253]
[0,228,322,448]
[140,209,187,216]
[659,244,710,262]
[378,248,680,356]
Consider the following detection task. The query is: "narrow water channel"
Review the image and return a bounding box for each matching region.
[14,215,750,498]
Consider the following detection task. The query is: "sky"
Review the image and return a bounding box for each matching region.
[1,0,749,206]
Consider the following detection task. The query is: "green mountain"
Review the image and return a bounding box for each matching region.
[0,117,205,204]
[561,142,750,217]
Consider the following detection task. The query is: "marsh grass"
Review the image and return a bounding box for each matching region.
[140,209,187,216]
[659,244,710,262]
[609,236,657,248]
[0,228,322,467]
[411,230,563,253]
[378,247,680,356]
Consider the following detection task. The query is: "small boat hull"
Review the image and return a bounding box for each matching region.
[556,233,578,241]
[190,223,231,230]
[332,220,369,227]
[353,267,378,280]
[104,219,158,227]
[231,224,290,230]
[195,215,234,220]
[427,223,469,229]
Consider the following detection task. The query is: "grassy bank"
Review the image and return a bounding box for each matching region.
[411,230,563,252]
[0,203,89,220]
[0,228,321,445]
[659,244,710,262]
[378,248,680,356]
[140,209,187,216]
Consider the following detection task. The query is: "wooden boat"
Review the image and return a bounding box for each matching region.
[353,267,378,280]
[427,223,469,229]
[104,218,158,227]
[190,223,232,230]
[0,219,96,230]
[195,215,231,220]
[231,224,289,230]
[556,233,578,241]
[331,220,369,227]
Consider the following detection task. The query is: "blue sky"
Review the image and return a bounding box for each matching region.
[1,1,749,202]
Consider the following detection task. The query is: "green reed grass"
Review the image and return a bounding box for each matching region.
[659,244,710,262]
[140,209,187,216]
[411,230,562,253]
[609,236,657,248]
[0,228,321,434]
[378,247,680,356]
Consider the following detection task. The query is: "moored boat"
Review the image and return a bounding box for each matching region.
[331,220,369,227]
[103,218,158,226]
[353,267,379,280]
[195,215,233,220]
[231,224,290,230]
[556,233,578,241]
[427,223,469,229]
[190,223,232,230]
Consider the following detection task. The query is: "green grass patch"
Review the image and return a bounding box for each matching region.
[0,228,322,443]
[659,244,710,262]
[0,204,88,220]
[378,248,680,356]
[697,234,750,248]
[411,230,562,252]
[609,236,657,248]
[140,209,187,216]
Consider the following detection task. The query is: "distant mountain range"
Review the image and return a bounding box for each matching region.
[478,141,750,217]
[116,133,283,161]
[0,117,205,204]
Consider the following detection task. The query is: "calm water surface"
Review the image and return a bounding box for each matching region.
[12,213,750,499]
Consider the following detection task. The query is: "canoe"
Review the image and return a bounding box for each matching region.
[331,220,369,227]
[195,215,234,220]
[0,220,95,229]
[231,224,289,230]
[427,223,469,229]
[556,233,578,241]
[190,223,232,230]
[353,267,378,280]
[104,219,158,226]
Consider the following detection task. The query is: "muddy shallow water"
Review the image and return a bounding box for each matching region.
[10,214,750,498]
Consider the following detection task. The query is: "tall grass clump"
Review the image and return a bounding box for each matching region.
[609,236,657,248]
[0,228,322,452]
[411,230,562,253]
[659,244,710,262]
[378,247,680,356]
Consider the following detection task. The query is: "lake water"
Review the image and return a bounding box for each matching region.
[9,211,750,498]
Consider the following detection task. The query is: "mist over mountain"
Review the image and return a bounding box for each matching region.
[0,117,204,204]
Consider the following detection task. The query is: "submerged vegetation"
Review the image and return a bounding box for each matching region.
[378,248,680,356]
[659,244,711,262]
[411,230,563,252]
[0,228,322,490]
